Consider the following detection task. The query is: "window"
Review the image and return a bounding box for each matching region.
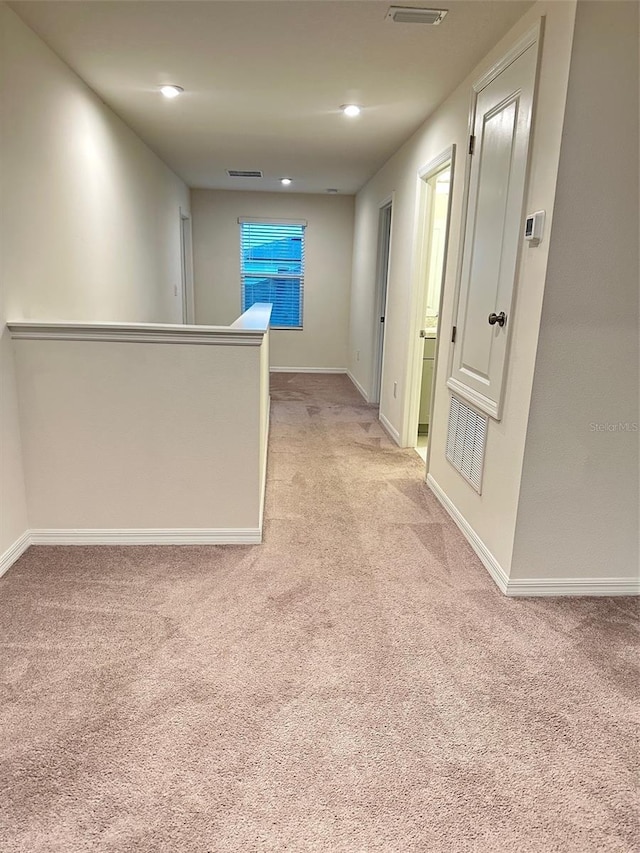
[240,219,306,329]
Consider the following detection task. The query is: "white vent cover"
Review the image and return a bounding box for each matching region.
[446,395,488,493]
[386,6,448,24]
[227,170,263,178]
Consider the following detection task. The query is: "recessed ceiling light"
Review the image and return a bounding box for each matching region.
[341,104,361,118]
[160,85,184,99]
[280,178,292,186]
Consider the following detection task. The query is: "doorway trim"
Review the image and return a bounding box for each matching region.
[370,194,394,406]
[179,208,195,324]
[402,146,456,457]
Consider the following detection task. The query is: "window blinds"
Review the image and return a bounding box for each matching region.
[240,221,306,329]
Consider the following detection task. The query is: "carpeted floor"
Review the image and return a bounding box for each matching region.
[1,373,638,852]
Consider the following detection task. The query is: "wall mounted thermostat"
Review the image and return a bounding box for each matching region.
[524,210,545,245]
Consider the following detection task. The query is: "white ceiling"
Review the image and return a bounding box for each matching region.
[11,0,533,194]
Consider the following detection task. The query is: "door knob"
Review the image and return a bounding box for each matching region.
[488,311,507,327]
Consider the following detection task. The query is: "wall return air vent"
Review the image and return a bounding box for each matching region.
[227,170,263,178]
[446,395,488,494]
[386,6,448,24]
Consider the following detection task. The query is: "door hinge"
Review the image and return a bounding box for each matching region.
[451,325,457,343]
[469,135,476,155]
[380,316,385,323]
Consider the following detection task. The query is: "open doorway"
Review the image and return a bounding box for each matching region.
[407,151,455,463]
[371,198,393,406]
[179,209,195,324]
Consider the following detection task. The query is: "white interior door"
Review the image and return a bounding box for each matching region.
[448,35,539,420]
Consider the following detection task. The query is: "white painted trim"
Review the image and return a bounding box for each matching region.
[417,149,452,181]
[0,531,31,578]
[445,376,500,420]
[229,303,273,331]
[29,529,261,545]
[179,208,196,325]
[505,577,640,597]
[379,413,401,446]
[427,474,639,597]
[7,304,272,347]
[426,474,509,593]
[347,371,369,403]
[371,195,395,406]
[8,324,265,347]
[473,21,542,93]
[269,367,346,374]
[259,397,271,531]
[403,145,456,450]
[238,216,307,227]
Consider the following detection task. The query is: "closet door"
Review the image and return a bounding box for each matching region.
[448,35,539,420]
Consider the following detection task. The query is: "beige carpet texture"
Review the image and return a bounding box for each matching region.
[1,373,638,852]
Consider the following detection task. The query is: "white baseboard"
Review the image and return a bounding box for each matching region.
[505,577,640,597]
[0,531,31,578]
[379,413,401,447]
[427,474,639,597]
[29,529,262,545]
[0,525,262,579]
[270,367,347,374]
[347,371,369,403]
[426,474,509,593]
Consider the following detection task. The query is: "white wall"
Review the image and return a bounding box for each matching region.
[0,332,28,562]
[191,190,354,369]
[12,329,268,535]
[511,0,639,582]
[348,0,577,577]
[0,4,190,559]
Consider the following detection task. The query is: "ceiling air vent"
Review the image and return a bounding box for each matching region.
[386,6,448,24]
[227,170,263,178]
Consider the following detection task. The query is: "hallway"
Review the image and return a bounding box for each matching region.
[0,374,637,852]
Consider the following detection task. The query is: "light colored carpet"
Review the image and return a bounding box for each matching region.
[1,372,638,852]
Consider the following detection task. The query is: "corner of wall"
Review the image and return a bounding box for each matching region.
[510,0,640,589]
[0,328,30,574]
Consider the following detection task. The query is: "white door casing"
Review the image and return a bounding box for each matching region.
[372,199,393,406]
[402,146,455,450]
[180,210,195,324]
[448,26,541,420]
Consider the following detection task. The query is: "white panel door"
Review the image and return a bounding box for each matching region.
[448,40,539,419]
